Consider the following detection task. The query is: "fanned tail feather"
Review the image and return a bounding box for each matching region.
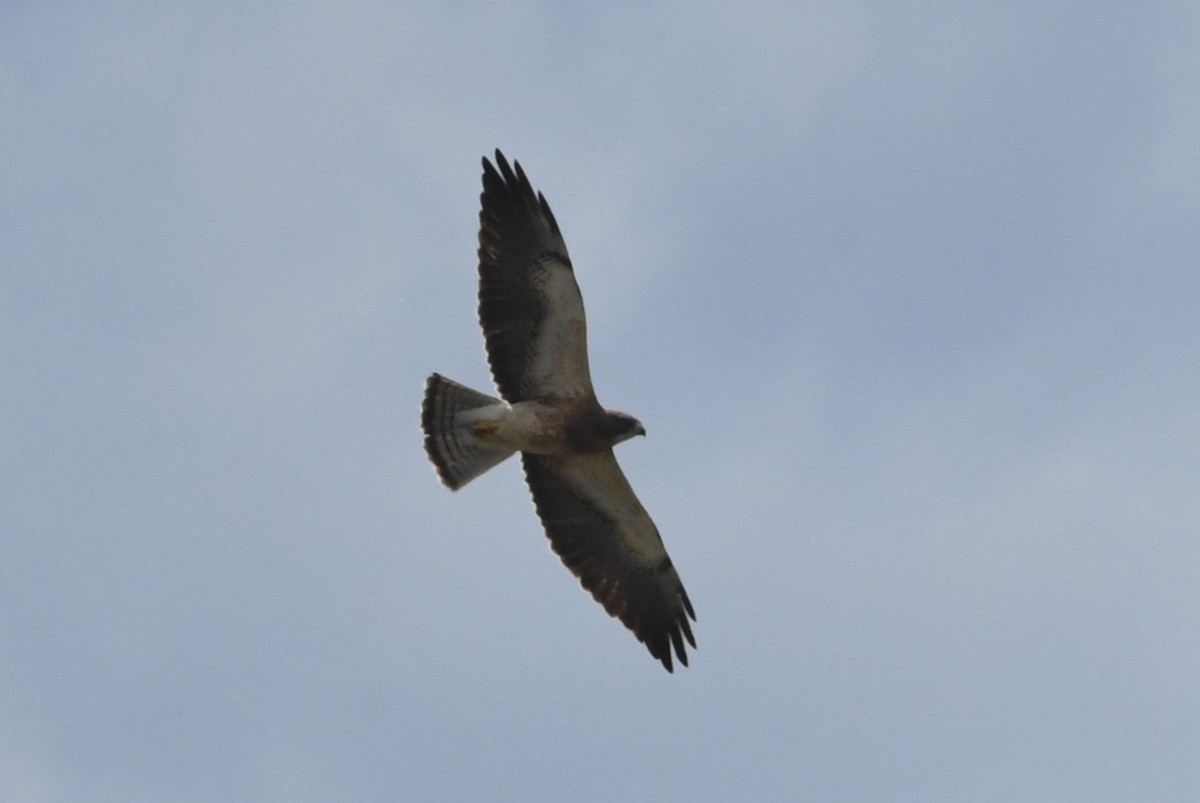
[421,373,514,490]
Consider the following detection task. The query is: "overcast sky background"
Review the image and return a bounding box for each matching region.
[4,2,1199,801]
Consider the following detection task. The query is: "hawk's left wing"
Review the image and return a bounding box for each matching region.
[521,452,696,672]
[477,151,594,403]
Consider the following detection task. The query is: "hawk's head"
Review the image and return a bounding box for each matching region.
[602,410,646,446]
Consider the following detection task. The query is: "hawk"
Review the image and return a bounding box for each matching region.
[421,151,696,672]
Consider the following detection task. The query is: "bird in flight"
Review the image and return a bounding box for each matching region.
[421,151,696,671]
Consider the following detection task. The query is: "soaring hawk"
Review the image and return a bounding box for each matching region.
[421,151,696,671]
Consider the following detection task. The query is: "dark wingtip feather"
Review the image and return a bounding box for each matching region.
[669,628,686,666]
[659,648,674,673]
[680,615,696,649]
[681,588,696,621]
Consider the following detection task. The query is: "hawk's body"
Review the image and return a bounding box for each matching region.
[421,151,696,672]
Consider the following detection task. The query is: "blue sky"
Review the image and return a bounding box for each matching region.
[4,2,1199,800]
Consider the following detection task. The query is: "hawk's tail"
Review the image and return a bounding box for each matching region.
[421,373,515,490]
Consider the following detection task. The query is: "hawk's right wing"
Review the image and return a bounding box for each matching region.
[521,451,696,672]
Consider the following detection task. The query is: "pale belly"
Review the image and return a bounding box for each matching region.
[458,400,574,455]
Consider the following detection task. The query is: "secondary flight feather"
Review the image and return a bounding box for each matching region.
[421,151,696,671]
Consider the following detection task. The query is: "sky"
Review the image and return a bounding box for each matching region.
[3,1,1199,800]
